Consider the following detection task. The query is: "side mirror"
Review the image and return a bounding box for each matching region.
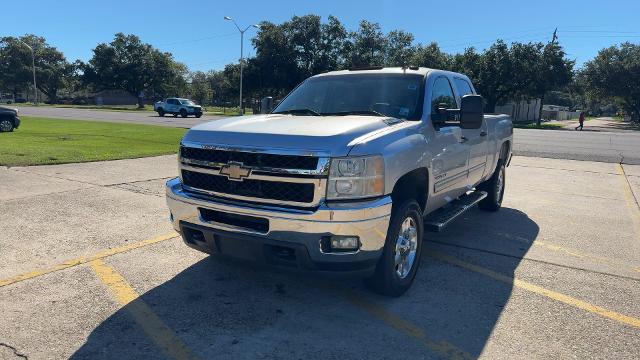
[459,94,483,129]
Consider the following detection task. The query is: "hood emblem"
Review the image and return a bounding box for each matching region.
[220,162,251,181]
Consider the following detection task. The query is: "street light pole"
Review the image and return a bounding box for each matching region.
[19,40,38,105]
[224,16,259,115]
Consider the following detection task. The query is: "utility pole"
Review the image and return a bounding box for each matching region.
[19,40,38,105]
[551,28,558,44]
[224,17,259,115]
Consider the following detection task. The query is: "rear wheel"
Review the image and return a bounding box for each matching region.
[365,199,423,297]
[0,118,14,132]
[157,108,165,117]
[180,109,187,118]
[478,160,505,212]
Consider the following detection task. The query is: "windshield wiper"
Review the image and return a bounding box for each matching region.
[322,110,386,117]
[272,108,321,116]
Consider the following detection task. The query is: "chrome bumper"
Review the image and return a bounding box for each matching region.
[165,177,391,271]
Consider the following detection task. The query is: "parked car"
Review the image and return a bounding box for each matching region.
[0,95,14,104]
[0,106,21,132]
[154,98,203,118]
[165,67,513,296]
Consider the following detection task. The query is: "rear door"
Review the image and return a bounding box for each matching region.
[429,76,470,199]
[454,77,488,187]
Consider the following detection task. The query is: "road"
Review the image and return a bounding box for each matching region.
[16,106,640,164]
[16,106,223,128]
[1,155,639,359]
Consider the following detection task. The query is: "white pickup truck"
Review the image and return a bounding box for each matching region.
[154,98,203,118]
[166,67,513,296]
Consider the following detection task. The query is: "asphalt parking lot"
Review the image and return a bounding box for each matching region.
[1,155,640,359]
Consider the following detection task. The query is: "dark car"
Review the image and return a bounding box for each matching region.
[0,106,21,132]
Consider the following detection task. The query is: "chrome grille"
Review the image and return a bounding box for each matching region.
[179,144,329,207]
[180,146,319,170]
[182,170,315,203]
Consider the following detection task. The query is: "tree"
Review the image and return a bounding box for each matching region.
[347,20,387,67]
[532,42,574,125]
[411,42,451,70]
[188,71,212,105]
[81,33,187,108]
[582,42,640,121]
[385,30,415,67]
[0,35,72,102]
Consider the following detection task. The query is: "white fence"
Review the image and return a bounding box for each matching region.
[495,99,541,122]
[542,110,582,121]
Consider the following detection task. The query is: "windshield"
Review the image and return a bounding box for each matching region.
[180,99,196,106]
[273,73,425,120]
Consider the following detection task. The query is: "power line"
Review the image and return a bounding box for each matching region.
[157,32,237,46]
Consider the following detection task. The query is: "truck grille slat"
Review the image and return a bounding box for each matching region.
[182,170,315,203]
[180,146,319,170]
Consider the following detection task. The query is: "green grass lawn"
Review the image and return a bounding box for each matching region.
[0,117,186,166]
[17,103,253,115]
[513,122,564,130]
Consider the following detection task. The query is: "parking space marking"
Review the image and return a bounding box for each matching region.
[0,232,178,288]
[317,282,473,360]
[495,232,640,274]
[89,259,198,360]
[617,164,640,237]
[429,251,640,329]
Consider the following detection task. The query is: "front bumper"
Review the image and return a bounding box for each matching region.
[165,177,391,276]
[14,116,20,129]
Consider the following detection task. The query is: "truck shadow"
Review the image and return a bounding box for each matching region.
[70,207,538,359]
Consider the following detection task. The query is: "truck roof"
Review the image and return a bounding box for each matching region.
[314,67,432,78]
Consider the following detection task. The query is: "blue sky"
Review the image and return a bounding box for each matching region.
[4,0,640,71]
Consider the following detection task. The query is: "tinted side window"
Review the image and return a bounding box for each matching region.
[454,78,474,97]
[430,77,457,114]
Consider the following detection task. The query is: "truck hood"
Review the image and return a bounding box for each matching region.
[183,114,402,157]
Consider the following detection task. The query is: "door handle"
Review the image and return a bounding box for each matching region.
[480,131,487,137]
[459,136,468,143]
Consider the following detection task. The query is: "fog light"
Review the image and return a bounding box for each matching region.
[330,235,360,251]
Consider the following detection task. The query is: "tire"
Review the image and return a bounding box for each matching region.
[157,108,165,117]
[180,109,187,118]
[478,159,506,212]
[195,113,202,118]
[365,199,424,297]
[173,113,178,117]
[0,118,14,132]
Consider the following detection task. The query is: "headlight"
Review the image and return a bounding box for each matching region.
[327,155,384,200]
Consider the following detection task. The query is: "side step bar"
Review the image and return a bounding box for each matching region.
[423,191,487,232]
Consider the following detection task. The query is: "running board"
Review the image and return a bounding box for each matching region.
[423,191,487,232]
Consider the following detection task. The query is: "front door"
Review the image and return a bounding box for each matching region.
[429,76,470,199]
[453,77,488,187]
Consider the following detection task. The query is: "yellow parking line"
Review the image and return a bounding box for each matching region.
[496,232,640,274]
[0,232,178,288]
[90,259,198,360]
[429,251,640,329]
[338,288,473,360]
[616,163,640,237]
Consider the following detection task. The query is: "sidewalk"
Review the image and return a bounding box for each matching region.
[550,117,640,133]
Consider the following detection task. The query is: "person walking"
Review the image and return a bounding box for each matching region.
[575,112,585,131]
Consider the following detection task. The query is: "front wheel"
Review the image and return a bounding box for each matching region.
[478,160,506,212]
[365,199,424,297]
[157,108,165,117]
[0,118,14,132]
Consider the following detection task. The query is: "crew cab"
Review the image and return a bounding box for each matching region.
[154,98,203,118]
[0,106,20,132]
[166,67,513,296]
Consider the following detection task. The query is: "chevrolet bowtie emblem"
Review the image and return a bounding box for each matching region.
[219,162,251,181]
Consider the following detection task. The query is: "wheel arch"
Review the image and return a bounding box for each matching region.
[390,167,429,213]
